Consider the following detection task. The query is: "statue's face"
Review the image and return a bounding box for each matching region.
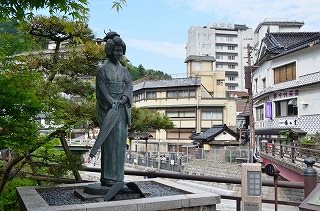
[112,46,123,62]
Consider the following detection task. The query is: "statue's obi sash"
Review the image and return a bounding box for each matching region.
[107,82,125,98]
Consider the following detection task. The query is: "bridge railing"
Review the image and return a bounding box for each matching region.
[260,142,320,168]
[67,139,94,146]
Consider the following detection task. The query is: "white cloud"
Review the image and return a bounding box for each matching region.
[126,38,186,59]
[168,0,320,31]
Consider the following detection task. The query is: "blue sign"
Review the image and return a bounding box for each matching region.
[265,101,272,119]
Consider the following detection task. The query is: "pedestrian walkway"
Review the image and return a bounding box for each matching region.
[217,199,299,211]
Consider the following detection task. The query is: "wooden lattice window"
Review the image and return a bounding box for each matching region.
[274,62,296,84]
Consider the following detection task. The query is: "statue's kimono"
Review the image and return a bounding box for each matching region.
[95,59,132,186]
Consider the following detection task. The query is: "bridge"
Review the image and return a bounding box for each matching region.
[259,142,320,182]
[55,139,93,153]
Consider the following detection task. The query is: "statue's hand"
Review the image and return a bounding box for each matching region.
[119,96,128,104]
[112,101,120,109]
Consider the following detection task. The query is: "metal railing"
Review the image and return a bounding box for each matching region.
[261,142,320,168]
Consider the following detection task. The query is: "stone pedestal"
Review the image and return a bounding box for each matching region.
[17,178,221,211]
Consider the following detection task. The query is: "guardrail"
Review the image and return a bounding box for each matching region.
[261,142,320,168]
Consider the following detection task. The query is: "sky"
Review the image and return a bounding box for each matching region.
[87,0,320,76]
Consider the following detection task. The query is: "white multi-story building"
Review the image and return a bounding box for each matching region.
[186,23,254,91]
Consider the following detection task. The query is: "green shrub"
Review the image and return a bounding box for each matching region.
[300,136,314,148]
[0,178,36,211]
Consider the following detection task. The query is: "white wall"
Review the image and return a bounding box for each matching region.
[299,85,320,116]
[215,132,237,141]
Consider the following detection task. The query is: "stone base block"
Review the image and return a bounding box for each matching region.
[17,178,221,211]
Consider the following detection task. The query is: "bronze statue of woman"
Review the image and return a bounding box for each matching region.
[90,32,132,186]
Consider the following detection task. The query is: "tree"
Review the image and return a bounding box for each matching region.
[0,71,58,192]
[127,63,172,81]
[20,16,106,182]
[24,15,94,81]
[0,21,45,64]
[0,0,127,21]
[0,19,104,211]
[128,107,174,151]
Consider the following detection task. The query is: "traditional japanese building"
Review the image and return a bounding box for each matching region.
[252,31,320,143]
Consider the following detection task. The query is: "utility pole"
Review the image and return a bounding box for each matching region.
[244,44,255,163]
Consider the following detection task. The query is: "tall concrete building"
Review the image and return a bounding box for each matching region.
[186,23,254,92]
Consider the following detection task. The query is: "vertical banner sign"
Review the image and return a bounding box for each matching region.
[265,101,272,119]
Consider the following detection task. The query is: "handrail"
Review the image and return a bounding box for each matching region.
[81,166,304,189]
[261,142,320,163]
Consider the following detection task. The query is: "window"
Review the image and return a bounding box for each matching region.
[274,62,296,84]
[227,46,235,50]
[226,37,233,42]
[201,108,223,120]
[146,91,156,99]
[228,55,235,60]
[166,109,195,118]
[216,54,223,60]
[167,90,196,98]
[167,130,193,139]
[216,45,223,50]
[254,78,258,93]
[178,90,189,98]
[193,61,200,71]
[228,76,235,81]
[217,79,224,86]
[167,91,177,98]
[189,90,196,97]
[216,64,223,69]
[275,98,298,117]
[227,85,236,90]
[262,78,266,89]
[133,92,144,102]
[228,64,236,69]
[202,44,211,49]
[256,106,264,121]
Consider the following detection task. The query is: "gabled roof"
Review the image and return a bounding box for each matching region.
[133,77,201,91]
[259,32,320,61]
[192,124,238,142]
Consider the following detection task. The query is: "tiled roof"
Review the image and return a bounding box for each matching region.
[184,55,216,63]
[263,32,320,57]
[192,124,238,141]
[133,77,201,91]
[193,125,225,140]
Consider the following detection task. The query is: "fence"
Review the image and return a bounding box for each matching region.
[124,147,251,173]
